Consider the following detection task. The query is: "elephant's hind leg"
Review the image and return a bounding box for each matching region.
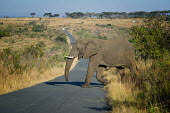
[116,67,125,82]
[96,66,108,85]
[127,63,138,81]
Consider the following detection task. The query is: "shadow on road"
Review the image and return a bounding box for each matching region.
[86,106,110,112]
[45,81,102,87]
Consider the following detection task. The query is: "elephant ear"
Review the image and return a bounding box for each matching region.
[83,40,100,59]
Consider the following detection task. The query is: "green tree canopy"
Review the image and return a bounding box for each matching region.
[30,13,35,17]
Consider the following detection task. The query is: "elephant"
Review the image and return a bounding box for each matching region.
[64,37,138,88]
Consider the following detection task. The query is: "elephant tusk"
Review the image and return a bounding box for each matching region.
[65,56,75,59]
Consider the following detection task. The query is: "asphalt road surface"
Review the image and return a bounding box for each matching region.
[0,29,108,113]
[63,28,76,46]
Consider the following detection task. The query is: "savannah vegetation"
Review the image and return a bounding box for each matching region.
[64,17,170,112]
[0,18,69,94]
[0,14,169,113]
[1,17,134,94]
[105,18,170,113]
[57,16,169,112]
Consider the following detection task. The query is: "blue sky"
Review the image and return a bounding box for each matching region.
[1,0,170,17]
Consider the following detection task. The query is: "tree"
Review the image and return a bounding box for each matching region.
[54,14,60,17]
[98,13,104,19]
[77,12,84,18]
[65,12,70,18]
[70,13,77,18]
[112,12,120,18]
[69,12,84,18]
[43,13,52,17]
[43,13,48,17]
[102,12,113,18]
[121,12,127,18]
[30,13,35,17]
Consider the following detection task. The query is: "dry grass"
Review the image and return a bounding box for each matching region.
[0,18,144,97]
[105,75,145,113]
[64,18,144,40]
[0,18,144,40]
[0,17,143,27]
[0,36,56,50]
[0,65,64,95]
[0,41,78,95]
[0,17,80,95]
[0,57,78,95]
[104,60,153,113]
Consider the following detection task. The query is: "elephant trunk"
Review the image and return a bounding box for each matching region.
[65,57,74,82]
[64,44,78,82]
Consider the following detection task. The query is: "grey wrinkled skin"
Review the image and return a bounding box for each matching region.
[65,37,138,88]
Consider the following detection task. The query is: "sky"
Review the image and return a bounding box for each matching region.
[0,0,170,17]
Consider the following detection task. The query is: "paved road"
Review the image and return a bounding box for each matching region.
[0,29,108,113]
[63,29,76,46]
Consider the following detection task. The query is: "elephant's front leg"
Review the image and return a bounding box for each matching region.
[82,57,99,88]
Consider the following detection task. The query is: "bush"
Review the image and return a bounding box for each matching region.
[131,18,170,60]
[15,27,28,34]
[36,41,46,48]
[96,24,112,27]
[51,44,62,51]
[119,27,130,33]
[96,35,107,40]
[29,33,39,38]
[0,48,25,74]
[130,18,170,112]
[55,36,67,43]
[32,24,45,32]
[3,38,15,43]
[0,30,10,37]
[23,45,45,58]
[136,61,170,112]
[0,22,3,25]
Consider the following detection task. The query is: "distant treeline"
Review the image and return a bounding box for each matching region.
[65,10,170,19]
[1,10,170,19]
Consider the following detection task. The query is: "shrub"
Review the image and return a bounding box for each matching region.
[29,33,38,38]
[51,44,62,51]
[131,18,170,60]
[119,27,130,33]
[55,36,67,43]
[0,48,24,74]
[0,30,10,37]
[51,54,65,62]
[130,18,170,112]
[15,27,28,34]
[136,61,170,112]
[96,35,107,40]
[36,41,46,48]
[32,24,45,32]
[23,45,45,58]
[3,38,15,43]
[96,24,112,27]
